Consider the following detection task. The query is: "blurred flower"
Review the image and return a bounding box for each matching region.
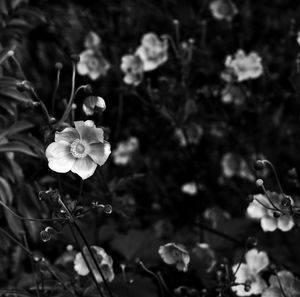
[204,206,231,228]
[262,270,300,297]
[74,246,114,283]
[232,249,269,296]
[84,31,101,49]
[45,121,111,179]
[247,192,294,232]
[225,50,263,82]
[159,243,190,272]
[77,49,110,80]
[221,84,245,105]
[135,33,168,71]
[181,182,198,196]
[83,96,106,116]
[175,123,203,147]
[221,153,255,181]
[120,54,144,86]
[112,137,139,166]
[193,243,217,272]
[209,0,238,21]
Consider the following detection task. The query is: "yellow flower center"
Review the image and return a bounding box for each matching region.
[70,139,87,159]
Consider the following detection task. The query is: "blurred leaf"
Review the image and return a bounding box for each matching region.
[0,120,34,139]
[0,176,13,204]
[0,141,39,157]
[4,207,23,237]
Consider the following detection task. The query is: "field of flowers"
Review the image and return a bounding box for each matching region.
[1,0,300,296]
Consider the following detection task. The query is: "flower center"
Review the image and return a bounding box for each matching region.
[70,139,87,159]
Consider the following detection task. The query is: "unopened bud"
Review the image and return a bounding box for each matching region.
[40,230,51,242]
[256,179,264,187]
[70,54,80,62]
[17,80,31,92]
[49,117,57,124]
[7,50,14,57]
[55,62,63,70]
[83,84,93,94]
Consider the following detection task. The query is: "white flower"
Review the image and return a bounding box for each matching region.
[225,50,263,82]
[247,192,294,232]
[120,54,144,86]
[135,33,168,72]
[77,49,110,80]
[232,249,269,296]
[83,96,106,116]
[262,270,300,297]
[210,0,238,21]
[158,243,190,272]
[74,246,114,283]
[112,137,139,166]
[181,182,198,196]
[84,31,101,49]
[45,121,111,180]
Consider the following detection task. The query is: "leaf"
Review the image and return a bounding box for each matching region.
[0,120,34,139]
[0,176,13,204]
[0,142,39,158]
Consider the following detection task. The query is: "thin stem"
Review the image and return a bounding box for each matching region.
[260,184,283,213]
[0,228,32,256]
[139,261,164,297]
[21,232,41,297]
[29,87,51,122]
[157,272,173,296]
[57,62,77,126]
[68,224,104,297]
[253,198,277,212]
[73,221,114,297]
[0,201,65,222]
[52,68,61,114]
[275,273,288,297]
[77,180,84,205]
[10,55,27,80]
[161,35,180,59]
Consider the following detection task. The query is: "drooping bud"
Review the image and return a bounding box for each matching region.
[55,62,63,70]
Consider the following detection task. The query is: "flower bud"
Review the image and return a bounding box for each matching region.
[49,117,57,125]
[17,80,31,92]
[40,230,51,242]
[70,54,80,62]
[55,62,63,70]
[83,84,93,94]
[103,204,112,214]
[254,160,264,171]
[255,179,264,187]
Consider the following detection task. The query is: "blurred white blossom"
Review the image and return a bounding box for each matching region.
[210,0,238,21]
[112,137,139,166]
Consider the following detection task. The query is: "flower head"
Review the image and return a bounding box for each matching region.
[120,54,144,86]
[45,121,111,180]
[209,0,238,22]
[112,137,139,166]
[232,249,269,296]
[83,96,106,116]
[262,270,300,297]
[77,49,110,80]
[221,153,255,181]
[158,243,190,272]
[74,246,114,283]
[247,192,294,232]
[84,31,101,50]
[225,50,263,82]
[181,182,198,196]
[135,33,168,72]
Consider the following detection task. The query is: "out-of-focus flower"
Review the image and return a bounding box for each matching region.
[225,50,263,82]
[193,243,217,272]
[221,84,245,105]
[112,137,139,166]
[181,182,198,196]
[120,54,144,86]
[77,49,110,80]
[159,243,190,272]
[135,33,168,71]
[209,0,238,21]
[221,153,255,181]
[204,207,231,228]
[83,96,106,116]
[232,249,269,296]
[84,31,101,49]
[45,121,111,180]
[175,123,203,147]
[262,270,300,297]
[74,246,114,283]
[247,192,294,232]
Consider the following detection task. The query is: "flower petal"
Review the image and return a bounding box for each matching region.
[277,215,294,232]
[74,121,104,143]
[55,127,80,144]
[86,141,111,166]
[245,249,269,274]
[261,287,282,297]
[74,252,89,276]
[71,156,97,180]
[261,216,277,232]
[45,142,75,173]
[233,263,251,284]
[250,276,267,295]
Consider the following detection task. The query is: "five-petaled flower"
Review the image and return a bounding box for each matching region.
[120,54,144,86]
[232,249,269,296]
[262,270,300,297]
[45,120,111,180]
[209,0,238,22]
[247,192,294,232]
[135,33,168,72]
[225,50,263,82]
[77,49,110,80]
[74,245,114,283]
[158,243,190,272]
